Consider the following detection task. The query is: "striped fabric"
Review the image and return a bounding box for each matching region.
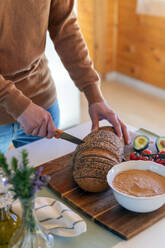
[12,197,87,237]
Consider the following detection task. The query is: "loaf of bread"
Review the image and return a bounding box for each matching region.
[73,126,124,192]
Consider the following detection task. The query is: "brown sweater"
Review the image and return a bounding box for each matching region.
[0,0,103,125]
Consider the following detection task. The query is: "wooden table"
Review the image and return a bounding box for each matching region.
[5,121,165,248]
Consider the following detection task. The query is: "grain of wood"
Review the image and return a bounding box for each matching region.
[78,0,165,88]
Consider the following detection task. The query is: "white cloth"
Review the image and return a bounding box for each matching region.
[137,0,165,17]
[12,197,87,237]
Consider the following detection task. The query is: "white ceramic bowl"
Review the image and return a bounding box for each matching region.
[107,160,165,213]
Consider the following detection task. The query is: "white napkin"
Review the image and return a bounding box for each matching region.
[12,197,87,237]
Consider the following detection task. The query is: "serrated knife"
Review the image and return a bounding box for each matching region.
[54,128,84,145]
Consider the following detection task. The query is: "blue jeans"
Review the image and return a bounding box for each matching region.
[0,100,60,154]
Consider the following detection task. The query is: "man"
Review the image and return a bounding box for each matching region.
[0,0,130,153]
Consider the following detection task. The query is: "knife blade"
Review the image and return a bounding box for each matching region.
[54,128,84,145]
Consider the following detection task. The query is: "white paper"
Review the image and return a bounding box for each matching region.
[137,0,165,17]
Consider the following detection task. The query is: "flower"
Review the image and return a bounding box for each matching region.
[0,150,49,200]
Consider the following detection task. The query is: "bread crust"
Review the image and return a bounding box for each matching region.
[73,126,124,192]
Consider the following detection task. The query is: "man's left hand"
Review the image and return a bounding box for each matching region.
[88,101,131,145]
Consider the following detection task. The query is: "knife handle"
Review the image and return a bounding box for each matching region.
[54,128,63,139]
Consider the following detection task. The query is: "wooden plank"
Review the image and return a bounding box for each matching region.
[78,0,116,76]
[77,0,95,60]
[117,37,165,72]
[38,153,78,195]
[117,52,165,75]
[118,0,165,29]
[116,59,165,89]
[118,9,165,30]
[109,0,118,71]
[39,153,74,176]
[96,204,165,240]
[118,28,165,47]
[48,163,78,196]
[64,187,118,218]
[118,0,137,9]
[94,0,115,75]
[78,0,165,88]
[116,0,165,89]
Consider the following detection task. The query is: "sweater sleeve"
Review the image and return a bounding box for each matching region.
[48,0,104,104]
[0,75,31,120]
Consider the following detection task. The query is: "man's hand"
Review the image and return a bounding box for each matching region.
[89,101,131,145]
[17,102,56,138]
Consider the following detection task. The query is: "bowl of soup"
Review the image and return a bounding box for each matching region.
[107,160,165,213]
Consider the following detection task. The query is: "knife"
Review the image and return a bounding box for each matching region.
[54,128,84,145]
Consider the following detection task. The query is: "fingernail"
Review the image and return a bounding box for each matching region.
[127,138,131,145]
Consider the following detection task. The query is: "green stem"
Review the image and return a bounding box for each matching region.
[21,199,36,233]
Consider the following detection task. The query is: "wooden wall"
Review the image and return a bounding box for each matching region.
[77,0,95,60]
[77,0,117,75]
[117,0,165,89]
[77,0,165,89]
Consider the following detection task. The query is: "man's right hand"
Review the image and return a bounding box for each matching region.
[17,102,56,138]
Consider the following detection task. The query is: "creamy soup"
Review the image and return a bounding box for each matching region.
[113,169,165,197]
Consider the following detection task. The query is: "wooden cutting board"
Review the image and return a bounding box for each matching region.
[37,129,165,240]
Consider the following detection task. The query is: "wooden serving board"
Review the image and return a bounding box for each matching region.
[37,129,165,240]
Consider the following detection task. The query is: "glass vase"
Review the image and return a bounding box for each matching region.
[9,198,55,248]
[0,171,20,248]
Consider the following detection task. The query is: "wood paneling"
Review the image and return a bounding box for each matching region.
[77,0,165,89]
[77,0,117,76]
[77,0,95,60]
[117,60,165,89]
[117,0,165,89]
[117,37,165,72]
[93,0,117,74]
